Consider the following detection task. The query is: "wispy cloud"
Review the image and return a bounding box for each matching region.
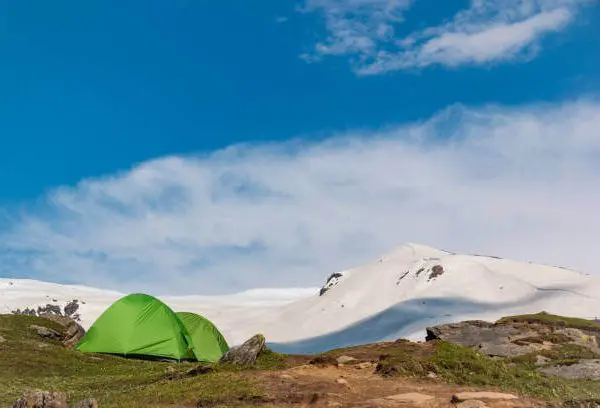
[302,0,591,74]
[1,99,600,294]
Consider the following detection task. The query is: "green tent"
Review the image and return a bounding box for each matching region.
[176,311,229,362]
[76,293,195,361]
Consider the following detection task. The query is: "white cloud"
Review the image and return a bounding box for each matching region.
[302,0,591,74]
[1,99,600,295]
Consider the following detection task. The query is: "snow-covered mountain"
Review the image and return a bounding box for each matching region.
[3,243,600,354]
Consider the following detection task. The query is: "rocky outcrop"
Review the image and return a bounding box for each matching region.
[11,300,81,322]
[319,273,344,296]
[219,334,266,365]
[425,314,600,382]
[41,315,86,349]
[539,360,600,380]
[425,320,541,357]
[425,319,600,359]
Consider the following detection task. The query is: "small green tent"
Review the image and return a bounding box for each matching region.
[76,293,195,361]
[176,312,229,362]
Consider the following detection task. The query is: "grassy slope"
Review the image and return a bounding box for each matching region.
[497,312,600,332]
[0,315,280,407]
[2,312,600,407]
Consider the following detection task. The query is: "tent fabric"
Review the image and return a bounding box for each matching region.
[76,293,195,361]
[176,311,229,362]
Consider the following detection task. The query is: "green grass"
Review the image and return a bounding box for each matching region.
[0,314,265,408]
[376,340,600,402]
[497,312,600,332]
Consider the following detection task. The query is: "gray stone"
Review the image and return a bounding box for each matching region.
[29,325,62,341]
[336,355,357,364]
[72,399,98,408]
[539,360,600,380]
[218,334,265,365]
[427,320,546,358]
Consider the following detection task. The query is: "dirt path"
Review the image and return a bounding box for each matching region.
[250,363,547,408]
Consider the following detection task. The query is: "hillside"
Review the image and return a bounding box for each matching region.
[2,312,600,407]
[3,243,600,354]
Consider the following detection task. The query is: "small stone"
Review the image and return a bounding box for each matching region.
[385,393,435,402]
[452,392,518,402]
[280,374,294,380]
[457,400,489,408]
[186,364,213,376]
[336,355,357,364]
[535,355,551,366]
[164,366,178,380]
[72,398,99,408]
[0,335,5,343]
[427,371,437,379]
[356,362,375,370]
[335,378,349,385]
[366,393,435,407]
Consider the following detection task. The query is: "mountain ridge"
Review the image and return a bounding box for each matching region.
[2,243,600,354]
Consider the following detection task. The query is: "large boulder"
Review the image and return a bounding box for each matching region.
[426,320,547,358]
[39,315,86,349]
[12,391,68,408]
[219,334,265,365]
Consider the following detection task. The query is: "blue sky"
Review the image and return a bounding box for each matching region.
[1,0,599,294]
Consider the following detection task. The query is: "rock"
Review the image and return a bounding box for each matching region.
[563,399,600,408]
[452,392,518,402]
[457,400,489,408]
[335,378,349,385]
[280,374,294,380]
[0,335,5,343]
[72,399,98,408]
[29,325,62,341]
[336,355,357,364]
[186,364,213,376]
[319,273,344,296]
[366,393,435,407]
[539,360,600,380]
[426,321,541,358]
[310,354,338,367]
[535,355,551,366]
[427,371,438,379]
[40,315,86,349]
[62,300,79,318]
[12,391,68,408]
[218,334,265,365]
[164,366,177,380]
[385,393,435,402]
[356,362,375,370]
